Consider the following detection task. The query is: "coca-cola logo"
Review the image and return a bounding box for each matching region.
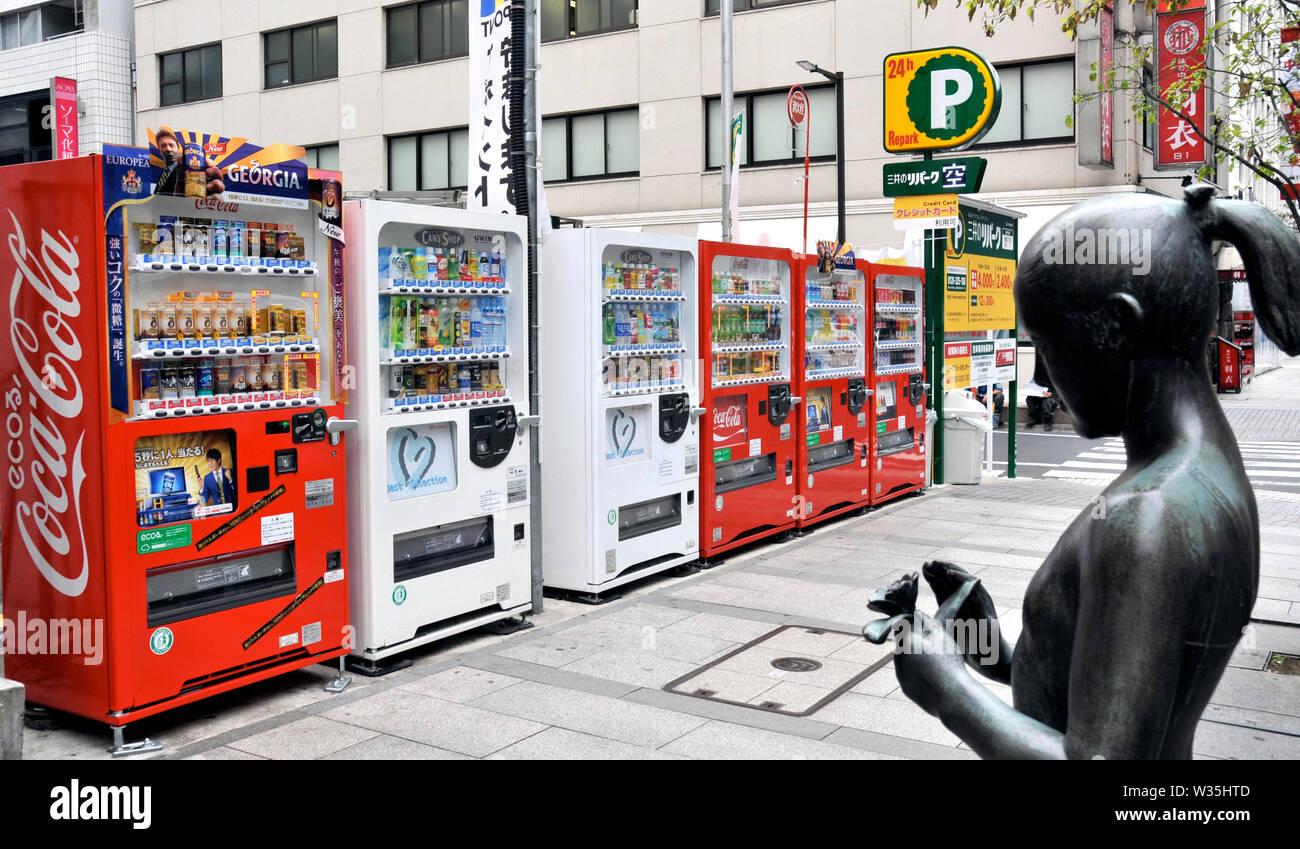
[194,196,240,213]
[712,394,747,445]
[5,210,91,597]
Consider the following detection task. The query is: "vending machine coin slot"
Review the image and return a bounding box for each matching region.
[658,393,690,443]
[469,405,518,469]
[846,378,869,415]
[767,383,792,426]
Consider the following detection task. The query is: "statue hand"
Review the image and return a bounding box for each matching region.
[892,611,969,717]
[922,561,999,625]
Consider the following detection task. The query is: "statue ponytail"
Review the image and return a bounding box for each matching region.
[1195,187,1300,356]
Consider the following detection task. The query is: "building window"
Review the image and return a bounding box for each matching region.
[1141,65,1156,151]
[704,0,816,13]
[705,85,836,169]
[160,44,222,106]
[975,59,1074,147]
[542,107,639,182]
[0,90,52,166]
[387,0,468,67]
[0,8,40,50]
[265,20,338,89]
[388,128,469,190]
[541,0,637,42]
[304,143,340,172]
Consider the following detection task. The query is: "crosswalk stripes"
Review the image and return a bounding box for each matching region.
[1044,439,1300,490]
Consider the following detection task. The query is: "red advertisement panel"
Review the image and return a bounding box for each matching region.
[1100,5,1114,166]
[1156,4,1209,169]
[0,158,109,717]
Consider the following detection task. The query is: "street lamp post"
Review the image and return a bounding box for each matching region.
[797,60,845,244]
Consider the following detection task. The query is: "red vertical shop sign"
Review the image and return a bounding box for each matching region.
[1155,2,1208,170]
[1099,5,1114,166]
[1282,27,1300,195]
[0,159,108,711]
[50,77,78,160]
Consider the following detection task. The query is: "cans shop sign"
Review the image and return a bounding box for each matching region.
[883,47,1001,153]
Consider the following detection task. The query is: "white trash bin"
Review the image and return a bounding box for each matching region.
[942,390,991,485]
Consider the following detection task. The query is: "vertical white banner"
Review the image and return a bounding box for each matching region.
[728,112,744,240]
[469,1,515,214]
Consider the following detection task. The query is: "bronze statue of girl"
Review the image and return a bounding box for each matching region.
[864,185,1300,759]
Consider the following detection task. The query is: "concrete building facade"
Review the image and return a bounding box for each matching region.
[131,0,1211,254]
[0,0,134,162]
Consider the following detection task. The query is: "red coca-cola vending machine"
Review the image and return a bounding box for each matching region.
[697,241,799,564]
[794,246,873,527]
[867,262,928,504]
[0,133,354,755]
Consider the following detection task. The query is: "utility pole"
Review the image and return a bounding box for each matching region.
[721,0,734,242]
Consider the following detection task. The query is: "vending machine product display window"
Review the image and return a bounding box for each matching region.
[344,201,533,670]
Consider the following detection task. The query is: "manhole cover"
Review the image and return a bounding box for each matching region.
[771,657,823,673]
[662,625,895,717]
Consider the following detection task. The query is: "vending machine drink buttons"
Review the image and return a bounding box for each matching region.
[470,405,518,469]
[659,393,691,443]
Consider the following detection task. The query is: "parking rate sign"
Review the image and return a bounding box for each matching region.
[883,47,1001,153]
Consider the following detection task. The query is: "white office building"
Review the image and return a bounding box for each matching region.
[133,0,1227,254]
[0,0,134,162]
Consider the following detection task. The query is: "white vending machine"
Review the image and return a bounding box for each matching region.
[344,200,532,672]
[540,229,701,601]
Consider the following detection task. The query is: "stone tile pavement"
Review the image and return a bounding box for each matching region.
[22,463,1300,760]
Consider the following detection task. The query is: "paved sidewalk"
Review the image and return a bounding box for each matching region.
[22,471,1300,760]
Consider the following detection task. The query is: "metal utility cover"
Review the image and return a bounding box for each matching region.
[662,625,894,716]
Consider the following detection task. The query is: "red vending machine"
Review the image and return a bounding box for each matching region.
[795,248,873,527]
[697,241,798,564]
[867,263,928,504]
[0,132,354,754]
